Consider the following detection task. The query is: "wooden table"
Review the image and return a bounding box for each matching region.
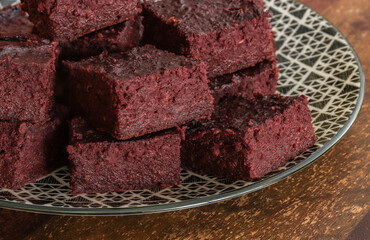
[1,0,369,239]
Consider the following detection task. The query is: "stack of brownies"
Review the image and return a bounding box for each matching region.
[0,0,316,195]
[0,6,67,189]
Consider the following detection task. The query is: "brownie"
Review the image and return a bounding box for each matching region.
[210,60,279,103]
[67,118,182,195]
[0,4,36,40]
[59,15,144,61]
[0,110,68,189]
[56,15,143,104]
[0,40,57,122]
[63,45,214,140]
[21,0,138,42]
[182,95,316,180]
[142,0,276,78]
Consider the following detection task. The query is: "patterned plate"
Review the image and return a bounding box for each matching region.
[0,0,364,215]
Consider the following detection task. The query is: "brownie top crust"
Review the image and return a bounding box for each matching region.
[59,15,144,61]
[189,95,309,132]
[64,45,201,80]
[21,0,139,42]
[0,40,56,64]
[69,117,178,144]
[209,60,274,90]
[144,0,265,36]
[96,16,143,39]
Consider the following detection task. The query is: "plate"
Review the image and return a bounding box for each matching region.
[0,0,364,215]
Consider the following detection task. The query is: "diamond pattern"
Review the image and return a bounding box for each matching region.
[0,0,362,212]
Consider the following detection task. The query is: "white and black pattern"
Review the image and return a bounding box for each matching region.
[0,0,364,215]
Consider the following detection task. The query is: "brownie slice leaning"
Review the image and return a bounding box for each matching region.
[0,40,57,122]
[142,0,276,78]
[67,118,182,195]
[59,15,144,61]
[21,0,138,42]
[0,109,68,189]
[210,60,279,103]
[182,95,316,180]
[63,45,214,140]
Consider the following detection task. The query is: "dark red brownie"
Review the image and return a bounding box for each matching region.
[67,118,181,195]
[59,15,143,61]
[63,45,214,140]
[182,95,316,180]
[0,4,36,40]
[0,40,57,122]
[210,60,279,103]
[21,0,138,42]
[0,110,68,189]
[142,0,276,78]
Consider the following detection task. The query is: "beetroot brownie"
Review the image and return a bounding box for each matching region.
[182,95,316,180]
[59,15,143,61]
[210,60,279,103]
[0,111,68,189]
[0,5,36,40]
[63,45,214,140]
[0,40,57,122]
[142,0,276,78]
[67,118,181,195]
[21,0,138,42]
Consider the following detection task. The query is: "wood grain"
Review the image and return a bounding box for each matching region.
[1,0,369,239]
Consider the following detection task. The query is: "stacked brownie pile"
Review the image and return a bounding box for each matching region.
[0,6,68,189]
[0,0,316,194]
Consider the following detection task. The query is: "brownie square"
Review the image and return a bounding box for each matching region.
[67,118,182,195]
[0,4,36,40]
[0,40,57,122]
[143,0,276,78]
[0,112,68,189]
[59,15,144,61]
[182,95,316,180]
[21,0,138,42]
[210,60,279,103]
[63,45,214,140]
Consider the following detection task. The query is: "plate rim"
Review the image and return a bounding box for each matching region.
[0,2,366,216]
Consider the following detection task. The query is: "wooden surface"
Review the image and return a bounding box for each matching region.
[1,0,369,239]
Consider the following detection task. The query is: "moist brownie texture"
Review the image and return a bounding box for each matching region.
[143,0,276,78]
[0,111,68,189]
[67,118,182,195]
[210,60,279,103]
[182,95,316,180]
[0,40,57,122]
[21,0,138,42]
[59,15,143,61]
[63,45,214,140]
[0,5,36,40]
